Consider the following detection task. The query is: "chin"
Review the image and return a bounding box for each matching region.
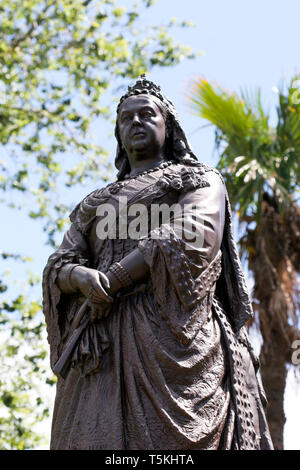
[131,144,148,153]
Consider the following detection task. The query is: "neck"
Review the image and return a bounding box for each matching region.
[127,153,166,177]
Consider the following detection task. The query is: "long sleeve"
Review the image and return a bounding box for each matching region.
[42,223,91,369]
[174,169,225,277]
[138,170,226,343]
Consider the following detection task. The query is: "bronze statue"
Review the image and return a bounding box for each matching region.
[43,75,273,450]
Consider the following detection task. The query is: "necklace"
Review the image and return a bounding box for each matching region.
[107,160,174,194]
[123,160,174,180]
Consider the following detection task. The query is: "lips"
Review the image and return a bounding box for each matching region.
[131,130,146,137]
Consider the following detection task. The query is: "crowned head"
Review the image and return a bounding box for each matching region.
[115,75,198,179]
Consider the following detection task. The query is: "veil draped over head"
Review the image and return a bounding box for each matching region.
[114,74,199,180]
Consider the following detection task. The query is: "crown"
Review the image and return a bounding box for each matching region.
[117,74,166,111]
[127,74,162,95]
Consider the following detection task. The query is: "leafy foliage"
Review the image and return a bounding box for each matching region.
[189,78,300,220]
[0,266,56,449]
[0,0,196,449]
[0,0,195,246]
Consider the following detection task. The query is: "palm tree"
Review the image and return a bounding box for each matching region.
[188,77,300,449]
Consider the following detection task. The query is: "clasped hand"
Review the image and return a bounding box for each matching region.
[72,266,113,323]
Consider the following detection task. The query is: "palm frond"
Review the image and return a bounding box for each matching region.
[188,76,300,217]
[189,79,257,155]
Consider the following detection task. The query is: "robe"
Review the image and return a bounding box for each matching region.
[42,161,273,450]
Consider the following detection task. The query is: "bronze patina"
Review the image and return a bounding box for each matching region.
[43,76,273,450]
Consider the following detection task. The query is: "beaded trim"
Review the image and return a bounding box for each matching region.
[123,160,174,180]
[108,160,174,195]
[108,262,133,289]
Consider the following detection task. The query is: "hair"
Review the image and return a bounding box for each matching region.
[114,75,199,180]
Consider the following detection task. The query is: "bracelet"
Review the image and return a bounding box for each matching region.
[108,262,133,289]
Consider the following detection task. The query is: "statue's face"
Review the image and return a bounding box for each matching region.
[117,95,166,156]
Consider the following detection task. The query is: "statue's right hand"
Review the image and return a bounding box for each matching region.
[71,266,113,303]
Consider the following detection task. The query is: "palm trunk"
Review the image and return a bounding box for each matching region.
[248,201,296,450]
[259,330,287,449]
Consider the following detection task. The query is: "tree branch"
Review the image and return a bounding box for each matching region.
[11,1,55,49]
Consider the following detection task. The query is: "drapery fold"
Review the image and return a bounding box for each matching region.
[43,162,272,450]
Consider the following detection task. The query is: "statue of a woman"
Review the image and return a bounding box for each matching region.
[43,76,273,450]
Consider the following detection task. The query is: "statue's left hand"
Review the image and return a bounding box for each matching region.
[70,266,114,322]
[71,266,112,300]
[88,271,113,323]
[87,271,114,323]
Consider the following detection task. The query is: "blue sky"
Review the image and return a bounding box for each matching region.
[1,0,300,449]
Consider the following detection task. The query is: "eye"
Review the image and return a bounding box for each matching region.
[120,114,131,123]
[141,109,154,118]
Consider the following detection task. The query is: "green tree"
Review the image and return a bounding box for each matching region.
[0,0,196,449]
[188,76,300,449]
[0,0,195,245]
[0,257,55,449]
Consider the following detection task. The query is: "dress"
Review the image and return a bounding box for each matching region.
[42,161,273,450]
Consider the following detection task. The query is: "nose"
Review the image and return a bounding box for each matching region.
[132,113,141,125]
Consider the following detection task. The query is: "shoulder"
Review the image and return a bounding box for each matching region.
[203,165,225,190]
[178,165,226,206]
[69,186,109,233]
[169,162,225,194]
[197,163,225,184]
